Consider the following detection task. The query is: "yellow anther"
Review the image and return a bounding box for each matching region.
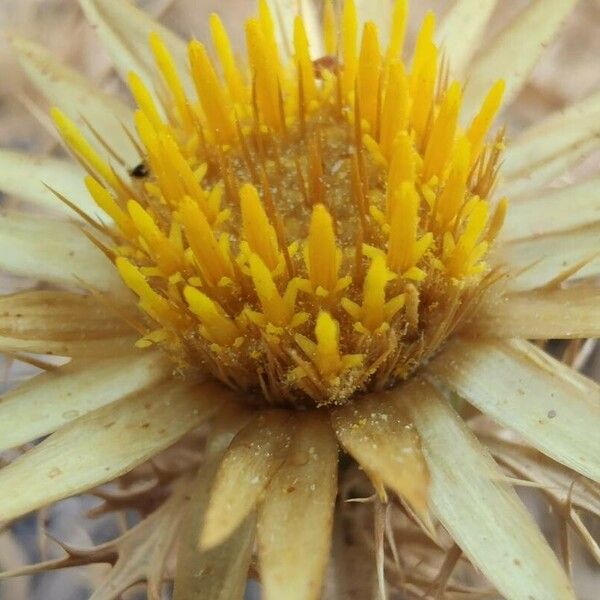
[116,257,185,328]
[358,22,382,132]
[150,130,215,220]
[149,32,193,130]
[486,197,508,244]
[179,197,234,286]
[294,16,318,108]
[314,311,343,377]
[386,133,417,220]
[445,200,489,279]
[85,176,136,238]
[51,108,122,193]
[387,183,432,277]
[296,312,341,378]
[128,72,164,131]
[258,0,282,79]
[127,200,184,275]
[436,136,471,230]
[341,0,358,99]
[343,255,404,332]
[248,253,296,327]
[409,12,437,143]
[240,183,280,272]
[189,40,236,145]
[323,0,337,57]
[296,311,363,380]
[467,79,506,165]
[246,18,282,132]
[210,13,247,106]
[386,0,409,63]
[422,81,462,181]
[379,62,409,161]
[133,110,159,163]
[184,286,240,346]
[307,204,344,295]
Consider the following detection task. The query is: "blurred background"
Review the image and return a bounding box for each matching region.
[0,1,599,598]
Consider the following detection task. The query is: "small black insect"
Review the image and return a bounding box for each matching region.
[129,162,149,178]
[313,55,339,79]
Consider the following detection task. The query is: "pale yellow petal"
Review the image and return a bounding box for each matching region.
[173,402,254,600]
[258,412,338,600]
[0,351,170,452]
[0,380,225,522]
[502,177,600,242]
[503,91,600,183]
[0,335,135,359]
[332,392,432,532]
[200,410,292,549]
[0,212,126,296]
[427,338,600,482]
[500,137,599,199]
[474,286,600,339]
[0,290,135,357]
[0,150,97,219]
[78,0,191,95]
[462,0,576,118]
[487,437,600,519]
[437,0,498,80]
[405,378,575,600]
[11,36,137,164]
[499,223,600,291]
[266,0,323,57]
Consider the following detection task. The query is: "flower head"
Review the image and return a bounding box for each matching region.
[51,0,506,407]
[0,1,599,599]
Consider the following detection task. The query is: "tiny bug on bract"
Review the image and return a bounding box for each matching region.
[129,162,149,178]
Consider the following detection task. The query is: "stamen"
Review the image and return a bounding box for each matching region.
[189,40,235,145]
[210,13,247,106]
[323,0,338,57]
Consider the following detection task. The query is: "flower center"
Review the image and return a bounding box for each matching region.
[52,1,507,407]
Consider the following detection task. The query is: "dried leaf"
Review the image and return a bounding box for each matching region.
[90,477,192,600]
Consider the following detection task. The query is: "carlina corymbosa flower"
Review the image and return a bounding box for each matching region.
[0,0,599,598]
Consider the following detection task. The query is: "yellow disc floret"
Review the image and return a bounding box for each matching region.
[52,0,507,406]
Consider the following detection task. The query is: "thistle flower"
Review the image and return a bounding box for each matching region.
[0,0,599,599]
